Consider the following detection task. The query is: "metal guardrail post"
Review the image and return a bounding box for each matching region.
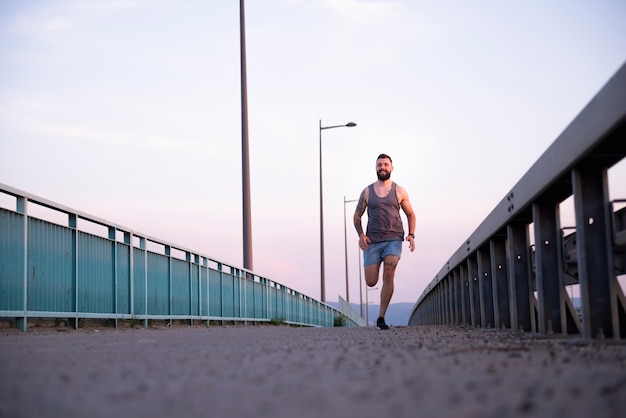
[572,165,616,339]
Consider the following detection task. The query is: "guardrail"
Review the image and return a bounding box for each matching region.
[0,184,359,330]
[409,62,626,340]
[338,295,367,327]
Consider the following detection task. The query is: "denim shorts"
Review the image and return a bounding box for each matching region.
[363,240,402,266]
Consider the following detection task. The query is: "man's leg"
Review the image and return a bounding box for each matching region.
[363,263,381,287]
[364,262,385,328]
[378,255,398,318]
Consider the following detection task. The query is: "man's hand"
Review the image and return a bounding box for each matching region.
[406,235,415,252]
[359,234,371,250]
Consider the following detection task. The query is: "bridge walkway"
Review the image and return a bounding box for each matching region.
[1,324,624,418]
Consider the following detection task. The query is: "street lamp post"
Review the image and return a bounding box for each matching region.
[358,242,363,319]
[366,286,379,327]
[319,120,356,303]
[240,0,253,271]
[343,197,359,304]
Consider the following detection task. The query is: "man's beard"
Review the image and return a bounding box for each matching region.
[377,170,391,181]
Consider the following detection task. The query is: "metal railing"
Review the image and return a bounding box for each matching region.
[409,61,626,340]
[0,184,360,330]
[338,295,367,327]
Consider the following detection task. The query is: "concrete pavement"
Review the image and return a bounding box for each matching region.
[1,323,625,418]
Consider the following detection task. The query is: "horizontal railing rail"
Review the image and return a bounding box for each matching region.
[0,183,359,330]
[409,61,626,340]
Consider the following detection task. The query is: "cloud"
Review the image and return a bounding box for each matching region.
[13,15,74,34]
[319,0,406,24]
[4,0,156,38]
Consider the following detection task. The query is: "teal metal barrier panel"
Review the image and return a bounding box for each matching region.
[243,279,253,318]
[287,293,297,323]
[147,252,169,316]
[268,286,278,319]
[253,280,265,318]
[132,247,147,316]
[278,289,287,320]
[115,242,131,315]
[28,218,75,313]
[208,269,222,317]
[283,292,293,322]
[0,183,360,330]
[190,261,199,317]
[221,273,236,318]
[0,210,24,311]
[171,258,190,316]
[198,264,209,318]
[78,232,115,314]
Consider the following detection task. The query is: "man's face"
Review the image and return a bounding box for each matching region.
[376,157,392,181]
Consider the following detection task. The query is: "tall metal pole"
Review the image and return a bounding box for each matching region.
[319,120,356,303]
[344,197,359,303]
[358,247,363,318]
[366,287,378,327]
[365,279,369,327]
[240,0,253,270]
[319,120,325,302]
[343,196,349,303]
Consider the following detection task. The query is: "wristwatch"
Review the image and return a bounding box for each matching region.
[408,233,415,238]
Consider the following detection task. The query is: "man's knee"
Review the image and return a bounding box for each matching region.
[365,275,379,287]
[364,265,380,286]
[383,256,398,267]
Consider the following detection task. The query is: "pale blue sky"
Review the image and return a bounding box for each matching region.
[1,0,625,304]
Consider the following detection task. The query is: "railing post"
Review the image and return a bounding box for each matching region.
[165,245,172,324]
[140,237,147,328]
[71,214,79,329]
[16,197,28,331]
[572,165,617,339]
[507,221,534,333]
[109,226,117,328]
[490,237,510,329]
[127,231,133,321]
[467,257,480,327]
[460,263,469,325]
[532,199,565,335]
[445,275,452,324]
[477,246,494,328]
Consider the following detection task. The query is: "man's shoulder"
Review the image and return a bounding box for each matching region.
[394,183,410,200]
[393,182,406,192]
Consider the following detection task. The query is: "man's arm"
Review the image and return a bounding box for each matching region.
[353,187,368,237]
[397,185,416,252]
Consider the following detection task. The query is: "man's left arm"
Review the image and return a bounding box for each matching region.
[398,186,416,252]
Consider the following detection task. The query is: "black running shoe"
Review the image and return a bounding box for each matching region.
[376,316,389,330]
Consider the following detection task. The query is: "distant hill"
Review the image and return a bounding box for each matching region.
[327,302,415,326]
[330,297,582,327]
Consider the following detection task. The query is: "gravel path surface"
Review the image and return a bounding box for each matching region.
[1,324,625,418]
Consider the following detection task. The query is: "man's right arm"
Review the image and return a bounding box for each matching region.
[353,188,367,237]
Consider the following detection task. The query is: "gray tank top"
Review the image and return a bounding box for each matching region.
[366,182,404,243]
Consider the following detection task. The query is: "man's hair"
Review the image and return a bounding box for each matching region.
[377,153,392,163]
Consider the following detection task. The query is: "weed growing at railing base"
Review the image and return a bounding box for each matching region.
[130,314,140,328]
[334,314,346,327]
[269,317,286,326]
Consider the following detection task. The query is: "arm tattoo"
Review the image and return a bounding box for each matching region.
[355,190,367,214]
[353,190,367,235]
